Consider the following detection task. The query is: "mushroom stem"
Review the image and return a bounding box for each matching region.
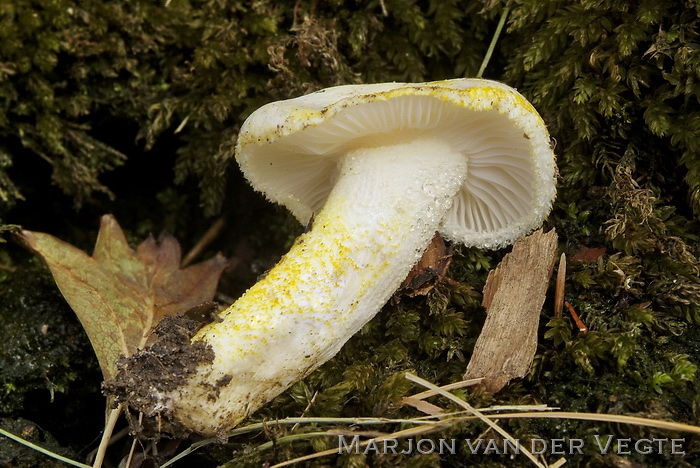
[125,138,467,436]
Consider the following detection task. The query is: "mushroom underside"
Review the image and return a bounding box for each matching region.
[243,95,545,247]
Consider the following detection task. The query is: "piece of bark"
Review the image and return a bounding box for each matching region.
[464,229,558,393]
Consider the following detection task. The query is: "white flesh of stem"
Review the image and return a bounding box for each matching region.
[164,138,467,435]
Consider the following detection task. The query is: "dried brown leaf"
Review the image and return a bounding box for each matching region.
[18,214,227,380]
[398,233,453,298]
[571,246,607,263]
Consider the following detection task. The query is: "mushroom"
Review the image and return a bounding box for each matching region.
[110,78,557,437]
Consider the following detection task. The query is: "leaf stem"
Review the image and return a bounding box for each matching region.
[92,403,123,468]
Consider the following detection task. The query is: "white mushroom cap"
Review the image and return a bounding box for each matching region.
[236,78,557,249]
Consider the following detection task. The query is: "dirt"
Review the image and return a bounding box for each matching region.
[104,315,215,438]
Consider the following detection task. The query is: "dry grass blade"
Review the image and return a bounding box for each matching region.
[405,372,547,468]
[476,6,510,78]
[550,457,567,468]
[401,397,445,415]
[291,390,318,431]
[160,404,700,467]
[408,378,483,400]
[485,411,700,434]
[0,428,91,468]
[269,422,454,468]
[160,416,447,468]
[403,377,484,415]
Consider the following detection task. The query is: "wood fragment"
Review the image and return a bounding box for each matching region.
[464,229,558,393]
[181,217,226,267]
[554,252,566,318]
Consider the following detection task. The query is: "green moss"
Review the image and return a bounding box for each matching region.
[0,261,99,414]
[0,259,104,460]
[1,0,699,466]
[0,417,77,468]
[0,0,491,218]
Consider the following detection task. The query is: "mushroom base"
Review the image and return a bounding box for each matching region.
[109,138,468,437]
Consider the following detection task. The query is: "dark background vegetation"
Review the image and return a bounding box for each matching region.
[0,0,698,466]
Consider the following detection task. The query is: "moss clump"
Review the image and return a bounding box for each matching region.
[0,260,102,450]
[0,0,490,218]
[0,417,78,468]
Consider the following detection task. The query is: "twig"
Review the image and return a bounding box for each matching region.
[476,7,510,78]
[181,217,226,267]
